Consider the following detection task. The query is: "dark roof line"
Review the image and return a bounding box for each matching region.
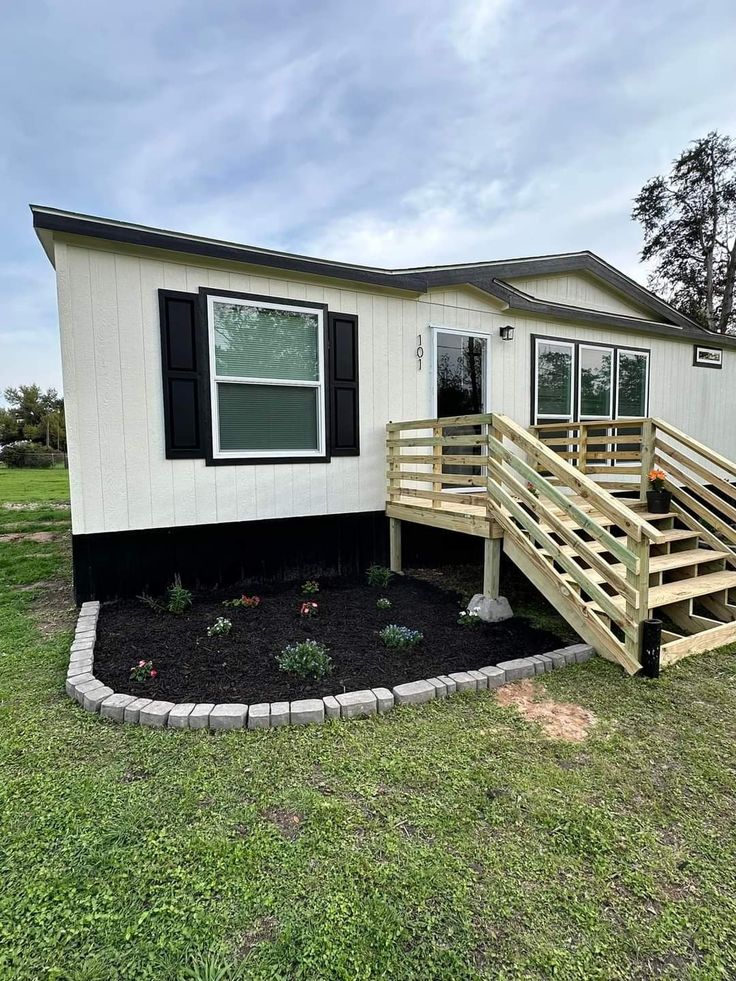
[31,205,719,340]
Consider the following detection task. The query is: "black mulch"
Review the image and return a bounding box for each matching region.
[92,575,567,703]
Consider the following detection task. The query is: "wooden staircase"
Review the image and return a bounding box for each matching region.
[385,412,736,674]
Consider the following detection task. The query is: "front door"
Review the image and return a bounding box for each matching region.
[434,329,488,478]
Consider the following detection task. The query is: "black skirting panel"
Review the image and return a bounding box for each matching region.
[71,511,485,603]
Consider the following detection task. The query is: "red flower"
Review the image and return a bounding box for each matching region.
[150,669,158,678]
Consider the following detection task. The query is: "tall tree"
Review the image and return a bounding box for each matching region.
[632,131,736,333]
[1,384,65,449]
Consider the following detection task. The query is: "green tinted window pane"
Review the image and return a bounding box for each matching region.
[213,302,319,381]
[536,341,572,416]
[617,353,647,416]
[580,347,612,417]
[218,384,318,451]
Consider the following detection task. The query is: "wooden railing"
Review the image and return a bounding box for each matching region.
[651,418,736,560]
[385,412,666,673]
[529,419,646,491]
[488,414,663,674]
[386,413,494,537]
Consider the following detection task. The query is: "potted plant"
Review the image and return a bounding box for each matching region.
[647,468,671,514]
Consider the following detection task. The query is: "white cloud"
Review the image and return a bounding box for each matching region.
[3,0,736,396]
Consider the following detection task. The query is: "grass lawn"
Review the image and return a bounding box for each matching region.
[0,466,70,503]
[2,472,736,979]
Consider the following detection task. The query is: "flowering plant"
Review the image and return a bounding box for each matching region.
[130,659,157,682]
[207,616,232,637]
[378,624,423,650]
[301,580,320,596]
[300,601,319,618]
[648,468,667,492]
[277,639,332,678]
[458,609,482,628]
[376,597,392,610]
[224,594,261,608]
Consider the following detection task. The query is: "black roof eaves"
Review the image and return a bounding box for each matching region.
[487,282,736,345]
[30,206,428,294]
[27,206,711,333]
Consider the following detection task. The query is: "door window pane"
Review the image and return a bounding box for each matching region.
[436,333,486,416]
[617,352,648,416]
[580,346,612,417]
[536,341,573,417]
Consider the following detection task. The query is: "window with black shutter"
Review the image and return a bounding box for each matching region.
[159,287,360,465]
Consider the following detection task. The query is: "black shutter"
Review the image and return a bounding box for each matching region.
[328,312,359,456]
[158,290,205,459]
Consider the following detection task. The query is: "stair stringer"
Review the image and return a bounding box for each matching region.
[502,534,640,676]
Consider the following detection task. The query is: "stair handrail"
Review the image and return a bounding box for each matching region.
[651,418,736,551]
[651,418,736,481]
[492,414,665,545]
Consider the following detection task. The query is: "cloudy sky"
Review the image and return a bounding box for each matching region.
[2,0,736,397]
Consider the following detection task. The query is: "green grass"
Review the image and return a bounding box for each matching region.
[0,467,70,503]
[1,475,736,979]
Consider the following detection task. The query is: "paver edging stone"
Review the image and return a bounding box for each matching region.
[64,602,595,731]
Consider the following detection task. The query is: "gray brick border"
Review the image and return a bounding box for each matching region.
[66,603,595,731]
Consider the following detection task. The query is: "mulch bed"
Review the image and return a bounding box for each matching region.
[93,575,566,703]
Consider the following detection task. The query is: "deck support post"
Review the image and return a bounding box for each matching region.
[389,517,402,574]
[625,534,650,670]
[640,419,655,503]
[483,537,501,600]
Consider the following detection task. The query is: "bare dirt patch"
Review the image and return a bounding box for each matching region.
[495,679,596,742]
[264,808,303,840]
[23,579,76,637]
[236,916,279,957]
[0,531,56,543]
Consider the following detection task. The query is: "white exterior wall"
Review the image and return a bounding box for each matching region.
[54,237,736,536]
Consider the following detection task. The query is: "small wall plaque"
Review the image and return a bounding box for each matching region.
[693,344,723,369]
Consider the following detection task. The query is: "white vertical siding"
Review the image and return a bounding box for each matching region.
[55,241,736,535]
[507,272,657,320]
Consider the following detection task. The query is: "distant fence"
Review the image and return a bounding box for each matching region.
[0,448,68,469]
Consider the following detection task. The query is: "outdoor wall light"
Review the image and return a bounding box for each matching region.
[500,324,515,341]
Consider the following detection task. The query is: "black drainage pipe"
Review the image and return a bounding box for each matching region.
[640,618,662,679]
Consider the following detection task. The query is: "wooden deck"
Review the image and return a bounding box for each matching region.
[386,413,736,675]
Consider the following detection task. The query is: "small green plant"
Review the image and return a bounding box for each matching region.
[301,580,320,596]
[137,574,192,615]
[376,597,392,610]
[277,639,332,678]
[207,616,232,637]
[366,565,392,588]
[167,574,193,613]
[378,624,423,650]
[129,659,157,682]
[458,609,482,628]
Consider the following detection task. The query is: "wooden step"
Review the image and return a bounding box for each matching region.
[654,528,701,544]
[561,549,730,587]
[661,620,736,667]
[558,527,697,560]
[600,571,736,611]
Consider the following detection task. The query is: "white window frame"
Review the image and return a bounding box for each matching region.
[533,338,576,423]
[614,348,650,418]
[207,293,326,460]
[430,324,490,417]
[577,344,614,421]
